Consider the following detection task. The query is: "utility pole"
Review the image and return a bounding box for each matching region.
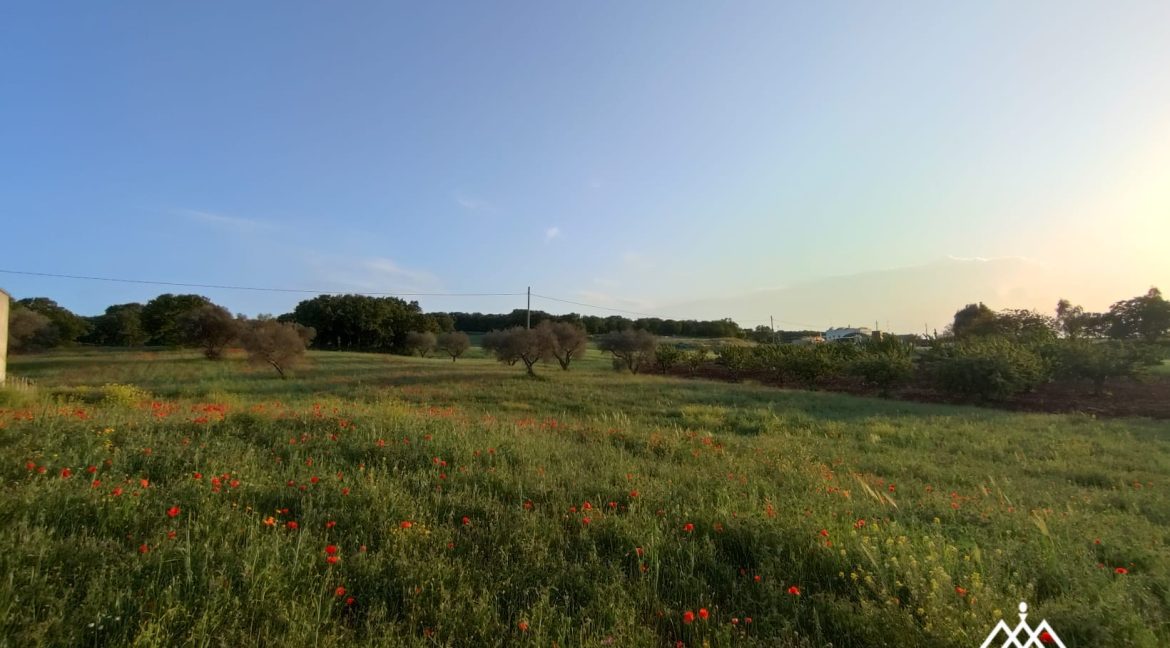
[770,315,776,344]
[526,286,531,329]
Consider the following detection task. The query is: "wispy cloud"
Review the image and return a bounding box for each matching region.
[545,226,561,242]
[576,290,655,312]
[454,192,493,211]
[304,254,443,294]
[622,251,654,270]
[178,209,270,231]
[946,255,1046,266]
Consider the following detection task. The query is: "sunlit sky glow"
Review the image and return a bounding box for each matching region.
[1,2,1167,331]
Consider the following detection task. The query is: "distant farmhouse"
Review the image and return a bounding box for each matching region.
[823,326,872,343]
[0,287,8,385]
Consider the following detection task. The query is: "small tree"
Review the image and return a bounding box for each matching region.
[682,348,709,375]
[1106,287,1170,342]
[404,331,437,357]
[539,320,589,370]
[7,306,54,352]
[597,329,657,374]
[488,327,554,376]
[240,320,316,379]
[436,331,471,362]
[654,343,683,373]
[178,304,240,359]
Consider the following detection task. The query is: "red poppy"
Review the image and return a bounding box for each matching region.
[341,487,351,496]
[518,621,529,632]
[629,490,639,498]
[335,586,346,597]
[167,506,181,518]
[112,487,124,497]
[345,596,355,606]
[325,545,338,555]
[86,465,97,474]
[461,516,471,526]
[1040,630,1054,643]
[139,478,150,488]
[286,521,299,530]
[400,521,413,529]
[955,586,967,597]
[326,520,337,529]
[193,472,203,480]
[819,529,830,537]
[138,543,149,554]
[1115,567,1128,575]
[310,476,320,484]
[167,530,177,540]
[787,585,801,596]
[683,523,695,533]
[60,467,73,479]
[326,556,339,565]
[698,608,709,620]
[682,610,695,624]
[582,517,592,525]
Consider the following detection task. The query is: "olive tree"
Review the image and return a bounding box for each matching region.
[404,331,437,357]
[486,327,554,376]
[436,331,471,362]
[178,304,240,359]
[538,320,589,370]
[597,329,657,374]
[240,319,316,379]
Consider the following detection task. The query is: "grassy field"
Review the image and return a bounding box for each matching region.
[2,349,1169,647]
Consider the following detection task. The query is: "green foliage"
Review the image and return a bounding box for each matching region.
[1106,287,1170,342]
[141,294,212,346]
[239,319,315,379]
[7,305,55,352]
[485,327,555,376]
[848,339,915,390]
[178,304,240,359]
[404,331,437,357]
[85,303,149,347]
[436,331,471,362]
[714,344,753,379]
[539,321,589,370]
[597,329,657,374]
[1050,340,1160,392]
[13,297,90,348]
[99,383,152,408]
[653,343,683,373]
[290,294,437,354]
[931,337,1049,400]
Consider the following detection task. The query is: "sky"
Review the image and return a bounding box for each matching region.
[1,1,1168,332]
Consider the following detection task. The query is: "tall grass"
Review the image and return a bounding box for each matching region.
[2,350,1168,646]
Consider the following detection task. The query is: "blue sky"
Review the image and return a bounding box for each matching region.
[2,2,1168,330]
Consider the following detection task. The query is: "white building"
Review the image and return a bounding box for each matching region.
[0,288,8,385]
[823,326,872,343]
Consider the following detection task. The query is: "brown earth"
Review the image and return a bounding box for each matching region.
[667,364,1170,419]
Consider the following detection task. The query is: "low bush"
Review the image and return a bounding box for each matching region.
[931,337,1049,400]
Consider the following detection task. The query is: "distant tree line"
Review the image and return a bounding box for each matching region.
[435,310,744,337]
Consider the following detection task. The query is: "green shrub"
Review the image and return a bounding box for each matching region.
[1050,340,1157,392]
[653,344,683,373]
[100,383,152,408]
[715,345,754,379]
[849,353,915,390]
[932,337,1049,400]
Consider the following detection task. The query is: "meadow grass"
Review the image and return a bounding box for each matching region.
[2,349,1169,646]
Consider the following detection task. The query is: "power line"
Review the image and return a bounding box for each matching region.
[0,269,523,298]
[529,292,656,318]
[1,267,829,329]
